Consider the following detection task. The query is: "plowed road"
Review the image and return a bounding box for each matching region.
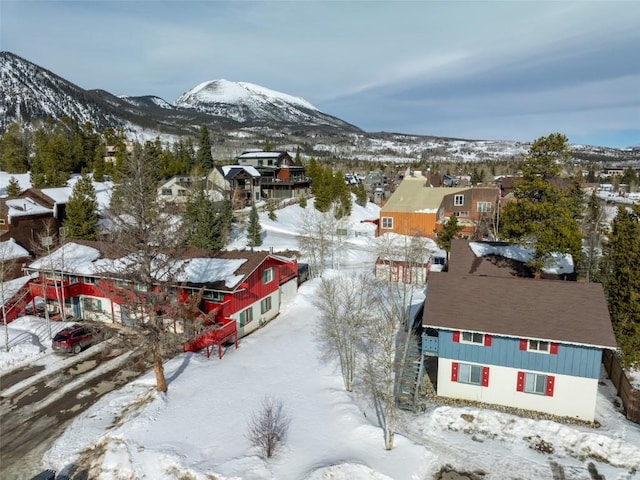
[0,341,149,480]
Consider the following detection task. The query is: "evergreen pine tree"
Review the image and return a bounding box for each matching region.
[247,204,263,247]
[268,200,277,221]
[294,146,303,166]
[299,195,307,208]
[355,183,368,207]
[579,190,604,282]
[499,133,582,277]
[93,144,106,182]
[197,125,214,172]
[435,215,464,265]
[0,123,29,173]
[5,176,21,197]
[601,204,640,368]
[332,171,351,219]
[63,174,98,240]
[313,167,333,213]
[182,180,232,250]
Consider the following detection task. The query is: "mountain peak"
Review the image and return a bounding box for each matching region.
[176,79,318,112]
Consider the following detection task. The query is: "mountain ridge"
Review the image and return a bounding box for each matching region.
[0,51,638,163]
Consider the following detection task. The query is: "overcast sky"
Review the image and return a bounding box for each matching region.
[2,1,639,148]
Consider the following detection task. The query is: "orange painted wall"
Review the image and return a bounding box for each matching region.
[378,212,439,238]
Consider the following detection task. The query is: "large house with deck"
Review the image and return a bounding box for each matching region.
[18,241,300,355]
[421,240,616,422]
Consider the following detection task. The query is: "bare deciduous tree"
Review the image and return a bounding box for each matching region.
[105,142,192,393]
[313,273,372,391]
[297,207,333,278]
[375,232,430,327]
[359,277,403,450]
[246,396,291,458]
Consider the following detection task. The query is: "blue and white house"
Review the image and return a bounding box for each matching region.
[422,242,617,422]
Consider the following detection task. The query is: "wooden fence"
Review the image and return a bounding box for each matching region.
[602,349,640,423]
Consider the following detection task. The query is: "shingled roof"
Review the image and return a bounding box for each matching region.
[423,273,616,348]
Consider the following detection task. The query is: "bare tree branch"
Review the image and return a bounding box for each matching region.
[246,396,291,458]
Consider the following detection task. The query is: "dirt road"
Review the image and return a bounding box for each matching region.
[0,344,149,480]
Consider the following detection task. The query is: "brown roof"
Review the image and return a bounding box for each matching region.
[448,239,532,278]
[423,273,617,348]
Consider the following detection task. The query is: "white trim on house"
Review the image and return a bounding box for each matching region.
[437,358,597,421]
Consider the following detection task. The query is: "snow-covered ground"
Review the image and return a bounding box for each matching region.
[1,199,639,479]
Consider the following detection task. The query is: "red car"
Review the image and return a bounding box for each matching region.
[52,324,104,354]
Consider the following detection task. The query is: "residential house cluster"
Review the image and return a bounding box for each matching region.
[12,241,301,356]
[378,173,499,240]
[420,239,616,422]
[157,150,310,209]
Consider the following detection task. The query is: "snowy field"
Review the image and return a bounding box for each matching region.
[1,197,639,479]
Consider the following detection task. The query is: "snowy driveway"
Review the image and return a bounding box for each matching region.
[0,341,149,479]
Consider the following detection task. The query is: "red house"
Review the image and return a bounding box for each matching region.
[20,241,299,357]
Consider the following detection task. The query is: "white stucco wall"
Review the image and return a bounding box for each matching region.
[279,278,298,305]
[437,358,598,422]
[233,292,280,338]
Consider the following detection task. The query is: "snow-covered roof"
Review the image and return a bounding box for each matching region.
[27,242,249,289]
[237,151,289,159]
[469,241,574,274]
[221,165,261,177]
[5,197,52,219]
[0,238,30,259]
[40,186,73,204]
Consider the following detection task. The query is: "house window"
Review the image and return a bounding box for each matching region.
[454,330,492,346]
[83,297,102,312]
[528,340,549,353]
[261,296,272,314]
[459,363,483,385]
[203,290,224,301]
[454,194,464,206]
[517,371,555,396]
[477,202,492,212]
[262,267,275,284]
[161,188,172,196]
[461,331,484,344]
[382,217,393,229]
[239,307,253,327]
[451,362,490,386]
[453,211,469,218]
[520,338,558,354]
[83,276,97,284]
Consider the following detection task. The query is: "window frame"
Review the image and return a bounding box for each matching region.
[454,194,464,206]
[83,297,102,313]
[239,307,254,327]
[461,331,484,345]
[381,217,393,229]
[453,211,469,218]
[260,296,272,314]
[528,339,550,353]
[458,363,483,385]
[477,201,492,213]
[524,372,547,395]
[262,267,275,284]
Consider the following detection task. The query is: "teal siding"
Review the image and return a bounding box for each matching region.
[425,329,602,379]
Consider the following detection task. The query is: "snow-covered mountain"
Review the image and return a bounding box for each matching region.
[0,51,125,131]
[0,52,357,135]
[0,51,637,164]
[175,79,356,130]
